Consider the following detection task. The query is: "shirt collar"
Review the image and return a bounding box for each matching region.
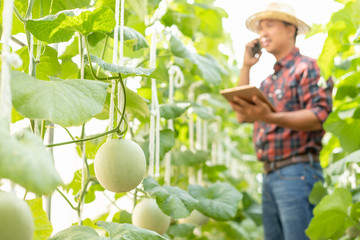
[273,47,300,72]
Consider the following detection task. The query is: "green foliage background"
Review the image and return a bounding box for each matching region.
[1,0,360,239]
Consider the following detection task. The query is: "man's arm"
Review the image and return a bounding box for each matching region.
[265,109,322,131]
[231,96,323,132]
[238,39,262,86]
[238,66,251,86]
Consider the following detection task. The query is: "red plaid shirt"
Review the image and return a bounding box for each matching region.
[254,48,333,162]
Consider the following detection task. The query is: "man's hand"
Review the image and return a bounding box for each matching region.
[243,39,262,68]
[231,95,323,131]
[230,95,272,123]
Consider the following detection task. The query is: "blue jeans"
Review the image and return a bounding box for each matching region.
[262,161,323,240]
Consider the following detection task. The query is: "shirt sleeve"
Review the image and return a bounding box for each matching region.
[297,61,333,123]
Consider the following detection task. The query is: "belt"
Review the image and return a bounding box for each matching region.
[263,153,319,174]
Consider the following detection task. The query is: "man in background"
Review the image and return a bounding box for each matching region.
[230,2,333,240]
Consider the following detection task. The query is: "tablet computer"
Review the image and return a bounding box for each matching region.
[220,85,276,112]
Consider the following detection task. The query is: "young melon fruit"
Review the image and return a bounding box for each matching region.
[132,198,171,235]
[178,209,209,226]
[94,139,146,193]
[0,191,34,240]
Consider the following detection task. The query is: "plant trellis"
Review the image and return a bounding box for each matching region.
[1,0,15,125]
[164,65,185,185]
[148,24,162,178]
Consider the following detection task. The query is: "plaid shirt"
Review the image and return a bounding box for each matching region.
[254,48,333,162]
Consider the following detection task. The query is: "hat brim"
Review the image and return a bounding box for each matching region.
[246,11,311,35]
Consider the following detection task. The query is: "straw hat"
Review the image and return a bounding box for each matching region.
[246,2,310,35]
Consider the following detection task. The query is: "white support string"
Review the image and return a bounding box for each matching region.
[107,0,121,141]
[117,0,125,130]
[188,81,202,151]
[215,117,224,165]
[224,136,231,167]
[149,25,161,177]
[119,0,124,66]
[0,0,15,125]
[195,94,211,185]
[210,117,223,165]
[164,65,184,185]
[195,94,210,150]
[187,81,202,185]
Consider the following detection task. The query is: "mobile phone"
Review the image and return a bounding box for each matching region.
[251,41,261,57]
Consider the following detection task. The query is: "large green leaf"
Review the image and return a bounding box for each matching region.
[188,183,242,221]
[306,210,350,240]
[170,35,225,85]
[171,150,208,166]
[0,120,62,195]
[26,198,53,240]
[324,109,360,153]
[98,222,168,239]
[49,225,103,240]
[314,188,352,214]
[11,71,109,127]
[143,177,198,220]
[306,188,352,239]
[159,102,191,119]
[50,222,168,240]
[26,7,115,43]
[85,54,160,79]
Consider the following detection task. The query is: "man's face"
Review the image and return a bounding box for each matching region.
[258,19,295,55]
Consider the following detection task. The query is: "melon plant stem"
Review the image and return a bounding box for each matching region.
[103,192,121,211]
[96,35,109,76]
[45,122,55,221]
[84,37,118,81]
[79,123,87,225]
[55,188,77,211]
[79,34,87,225]
[133,188,138,210]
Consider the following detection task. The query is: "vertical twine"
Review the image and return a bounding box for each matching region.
[148,30,159,177]
[117,0,125,128]
[164,65,184,185]
[187,81,202,184]
[107,0,121,142]
[0,0,15,124]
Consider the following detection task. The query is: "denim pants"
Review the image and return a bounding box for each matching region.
[262,161,323,240]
